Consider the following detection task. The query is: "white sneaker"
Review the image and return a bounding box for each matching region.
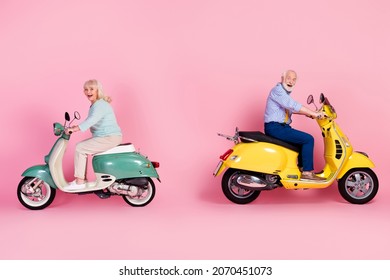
[66,181,86,190]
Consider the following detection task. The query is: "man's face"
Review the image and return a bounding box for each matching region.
[282,71,297,92]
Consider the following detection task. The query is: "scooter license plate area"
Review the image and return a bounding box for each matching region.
[213,161,223,176]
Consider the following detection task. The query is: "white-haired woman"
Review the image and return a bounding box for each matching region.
[66,79,122,189]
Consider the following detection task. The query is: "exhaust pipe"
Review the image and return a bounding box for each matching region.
[234,174,276,191]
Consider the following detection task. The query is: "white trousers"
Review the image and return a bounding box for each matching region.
[74,135,123,179]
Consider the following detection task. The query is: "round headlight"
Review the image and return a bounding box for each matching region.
[53,123,64,136]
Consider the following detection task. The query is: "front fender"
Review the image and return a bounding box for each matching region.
[337,152,375,179]
[22,164,57,188]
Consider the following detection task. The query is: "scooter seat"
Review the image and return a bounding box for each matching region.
[238,131,300,153]
[95,143,136,156]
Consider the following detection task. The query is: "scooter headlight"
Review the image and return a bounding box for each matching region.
[53,122,64,136]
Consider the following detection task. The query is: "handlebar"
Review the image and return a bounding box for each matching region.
[64,111,80,135]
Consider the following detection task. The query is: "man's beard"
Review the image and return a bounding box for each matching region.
[282,82,294,92]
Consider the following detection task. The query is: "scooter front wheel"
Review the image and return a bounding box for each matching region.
[222,169,261,204]
[338,168,379,204]
[17,177,56,210]
[122,178,156,207]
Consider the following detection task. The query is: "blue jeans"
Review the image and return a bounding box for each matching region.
[264,122,314,171]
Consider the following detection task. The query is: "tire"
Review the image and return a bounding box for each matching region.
[338,168,379,204]
[17,177,56,210]
[221,169,261,204]
[122,178,156,207]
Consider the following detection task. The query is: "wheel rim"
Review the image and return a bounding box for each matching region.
[228,172,256,199]
[20,178,52,207]
[124,182,154,205]
[344,171,374,200]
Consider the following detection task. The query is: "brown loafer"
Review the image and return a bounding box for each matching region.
[301,172,326,181]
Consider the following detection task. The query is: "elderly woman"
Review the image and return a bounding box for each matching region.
[66,79,122,189]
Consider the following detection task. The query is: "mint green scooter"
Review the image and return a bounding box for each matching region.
[17,112,160,210]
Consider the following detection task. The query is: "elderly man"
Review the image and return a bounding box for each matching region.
[264,70,325,181]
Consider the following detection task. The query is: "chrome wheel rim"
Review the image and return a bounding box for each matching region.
[344,171,374,200]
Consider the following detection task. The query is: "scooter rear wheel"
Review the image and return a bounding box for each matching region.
[17,176,56,210]
[222,169,261,204]
[122,178,156,207]
[338,168,379,204]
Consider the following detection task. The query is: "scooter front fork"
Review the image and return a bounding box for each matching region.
[22,178,43,198]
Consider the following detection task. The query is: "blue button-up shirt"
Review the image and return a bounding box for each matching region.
[264,83,302,124]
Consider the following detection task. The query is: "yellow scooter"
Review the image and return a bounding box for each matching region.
[213,93,378,204]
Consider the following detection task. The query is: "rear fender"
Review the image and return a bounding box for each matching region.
[123,177,149,186]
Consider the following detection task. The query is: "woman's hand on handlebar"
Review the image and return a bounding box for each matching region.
[65,127,73,135]
[65,125,80,135]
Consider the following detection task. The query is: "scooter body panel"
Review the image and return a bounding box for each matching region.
[215,142,300,179]
[93,152,159,180]
[21,164,57,188]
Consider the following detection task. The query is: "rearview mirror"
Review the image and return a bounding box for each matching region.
[65,112,70,121]
[307,95,314,105]
[320,93,325,104]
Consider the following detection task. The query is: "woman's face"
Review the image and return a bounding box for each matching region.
[83,84,98,103]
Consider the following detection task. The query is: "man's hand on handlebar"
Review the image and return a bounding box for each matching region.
[316,111,327,119]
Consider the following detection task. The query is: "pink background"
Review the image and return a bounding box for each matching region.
[1,0,389,259]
